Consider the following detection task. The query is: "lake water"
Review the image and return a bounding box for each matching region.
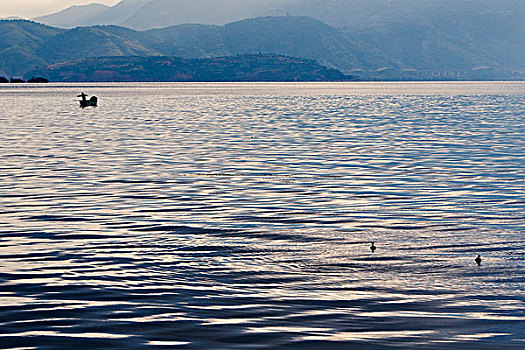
[0,82,524,349]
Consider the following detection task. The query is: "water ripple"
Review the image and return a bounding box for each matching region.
[0,82,524,349]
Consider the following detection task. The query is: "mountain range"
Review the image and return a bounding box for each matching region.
[1,0,523,81]
[1,13,522,81]
[32,0,524,32]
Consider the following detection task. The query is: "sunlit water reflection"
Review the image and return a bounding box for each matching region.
[0,82,524,349]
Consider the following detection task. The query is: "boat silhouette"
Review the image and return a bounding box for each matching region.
[78,92,98,108]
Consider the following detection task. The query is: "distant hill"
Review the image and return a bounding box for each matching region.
[222,16,394,73]
[32,4,110,28]
[121,0,273,30]
[37,25,158,64]
[33,0,151,29]
[1,17,397,77]
[26,54,351,82]
[33,0,524,30]
[28,0,523,79]
[0,20,64,76]
[143,16,396,73]
[1,17,522,80]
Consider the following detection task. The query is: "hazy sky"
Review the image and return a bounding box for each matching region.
[0,0,120,18]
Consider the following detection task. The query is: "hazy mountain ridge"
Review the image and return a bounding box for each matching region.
[33,0,151,28]
[0,16,522,80]
[24,0,523,80]
[37,25,158,64]
[32,4,111,28]
[33,0,524,30]
[222,16,397,72]
[2,17,397,77]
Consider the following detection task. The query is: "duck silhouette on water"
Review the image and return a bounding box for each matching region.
[370,242,377,253]
[78,92,98,108]
[475,255,482,266]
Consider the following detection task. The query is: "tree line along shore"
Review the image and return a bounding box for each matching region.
[0,77,49,83]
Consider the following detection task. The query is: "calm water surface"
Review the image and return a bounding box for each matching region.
[0,82,524,349]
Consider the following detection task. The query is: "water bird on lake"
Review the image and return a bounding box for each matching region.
[370,242,377,253]
[78,92,98,108]
[475,255,482,266]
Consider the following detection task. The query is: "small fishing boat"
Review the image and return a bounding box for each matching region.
[78,92,98,108]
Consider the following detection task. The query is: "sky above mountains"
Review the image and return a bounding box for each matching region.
[0,0,118,18]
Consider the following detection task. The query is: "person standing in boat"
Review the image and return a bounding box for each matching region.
[78,92,88,104]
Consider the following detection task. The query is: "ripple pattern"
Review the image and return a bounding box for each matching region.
[0,82,524,349]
